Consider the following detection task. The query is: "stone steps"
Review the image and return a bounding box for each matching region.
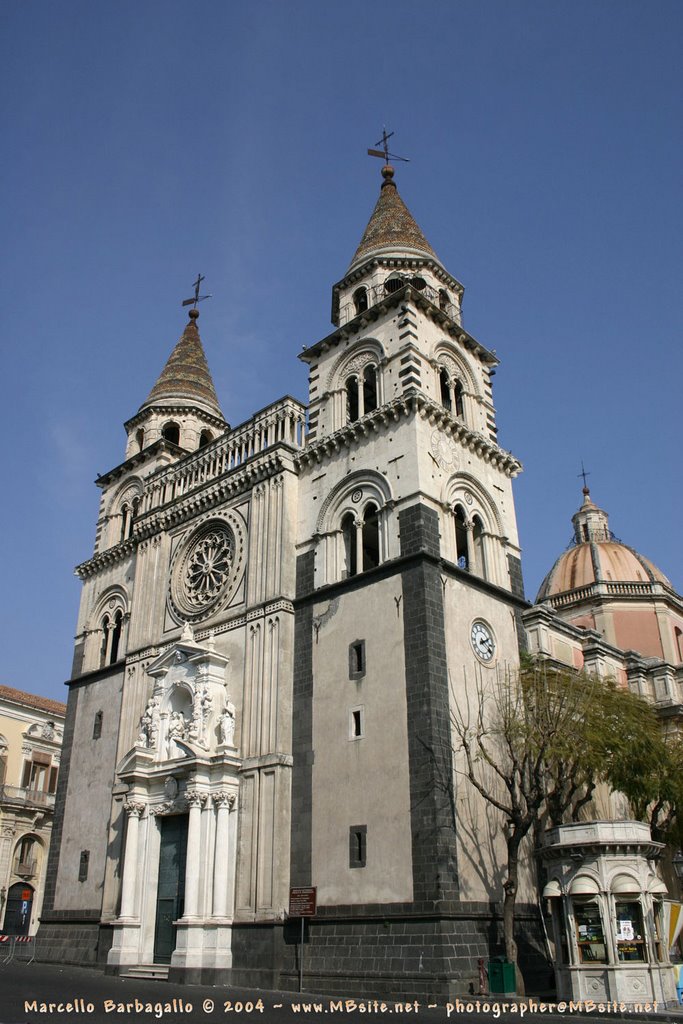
[120,964,170,980]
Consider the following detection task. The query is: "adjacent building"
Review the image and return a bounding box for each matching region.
[0,686,66,936]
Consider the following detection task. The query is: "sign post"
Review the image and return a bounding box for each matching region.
[289,887,316,993]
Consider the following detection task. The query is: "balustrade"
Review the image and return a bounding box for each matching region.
[140,397,305,517]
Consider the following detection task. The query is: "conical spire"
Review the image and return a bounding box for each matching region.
[140,308,224,419]
[348,165,438,271]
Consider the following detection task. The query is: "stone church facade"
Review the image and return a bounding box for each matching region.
[38,165,683,999]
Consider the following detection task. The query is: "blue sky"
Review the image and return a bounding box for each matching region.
[1,1,680,701]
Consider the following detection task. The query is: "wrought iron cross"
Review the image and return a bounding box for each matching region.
[182,273,212,309]
[578,462,591,490]
[367,127,409,165]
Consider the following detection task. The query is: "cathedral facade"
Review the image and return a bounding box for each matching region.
[38,165,683,1000]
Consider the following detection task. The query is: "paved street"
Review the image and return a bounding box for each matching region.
[0,962,681,1024]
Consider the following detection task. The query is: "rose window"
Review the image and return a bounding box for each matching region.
[169,519,242,621]
[184,529,233,608]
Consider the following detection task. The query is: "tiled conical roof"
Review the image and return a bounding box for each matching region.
[140,309,224,419]
[349,165,438,270]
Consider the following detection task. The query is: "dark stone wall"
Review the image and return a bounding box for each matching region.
[290,551,315,886]
[272,902,549,999]
[399,505,459,909]
[507,554,528,652]
[34,911,101,966]
[40,684,79,918]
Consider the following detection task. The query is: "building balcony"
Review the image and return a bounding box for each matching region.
[13,858,37,878]
[0,784,55,810]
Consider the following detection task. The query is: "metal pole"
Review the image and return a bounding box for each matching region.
[299,917,304,993]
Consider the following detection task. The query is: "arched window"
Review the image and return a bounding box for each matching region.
[353,287,369,315]
[346,364,379,423]
[384,275,404,294]
[361,503,380,571]
[119,503,131,543]
[472,515,488,580]
[439,367,452,411]
[100,616,110,668]
[453,379,464,418]
[135,428,145,451]
[341,512,357,578]
[439,288,450,311]
[110,610,123,664]
[439,365,465,419]
[199,429,213,449]
[162,422,180,445]
[454,506,469,570]
[100,608,125,667]
[363,364,378,415]
[346,376,360,423]
[341,504,381,577]
[14,835,39,876]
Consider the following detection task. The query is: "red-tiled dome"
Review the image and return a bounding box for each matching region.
[536,490,672,601]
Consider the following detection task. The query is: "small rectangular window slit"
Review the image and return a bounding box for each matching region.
[349,639,366,680]
[349,706,364,740]
[349,825,367,868]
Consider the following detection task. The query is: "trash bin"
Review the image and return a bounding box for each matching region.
[488,957,516,995]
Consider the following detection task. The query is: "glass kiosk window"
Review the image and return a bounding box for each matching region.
[574,900,607,963]
[615,900,647,962]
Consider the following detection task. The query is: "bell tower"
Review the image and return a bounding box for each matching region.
[123,306,227,460]
[291,160,532,998]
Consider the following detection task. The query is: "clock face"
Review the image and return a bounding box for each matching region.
[471,620,496,662]
[430,429,459,471]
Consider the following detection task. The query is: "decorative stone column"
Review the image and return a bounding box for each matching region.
[183,790,207,919]
[119,802,145,918]
[212,792,235,918]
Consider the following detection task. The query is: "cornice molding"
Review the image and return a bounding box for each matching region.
[309,283,496,366]
[295,392,522,478]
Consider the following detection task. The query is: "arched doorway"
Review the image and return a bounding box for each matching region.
[4,882,34,935]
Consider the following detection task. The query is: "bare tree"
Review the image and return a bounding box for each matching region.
[451,661,668,989]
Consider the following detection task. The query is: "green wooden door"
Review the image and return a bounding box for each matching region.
[153,815,188,964]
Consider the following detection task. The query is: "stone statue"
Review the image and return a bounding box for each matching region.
[166,710,187,758]
[220,700,236,747]
[137,696,160,748]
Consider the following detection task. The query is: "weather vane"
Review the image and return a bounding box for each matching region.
[182,273,212,310]
[578,461,591,491]
[367,127,410,165]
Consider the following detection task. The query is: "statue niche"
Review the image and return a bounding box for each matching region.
[133,633,237,763]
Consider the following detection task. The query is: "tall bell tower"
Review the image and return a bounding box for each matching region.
[292,161,533,997]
